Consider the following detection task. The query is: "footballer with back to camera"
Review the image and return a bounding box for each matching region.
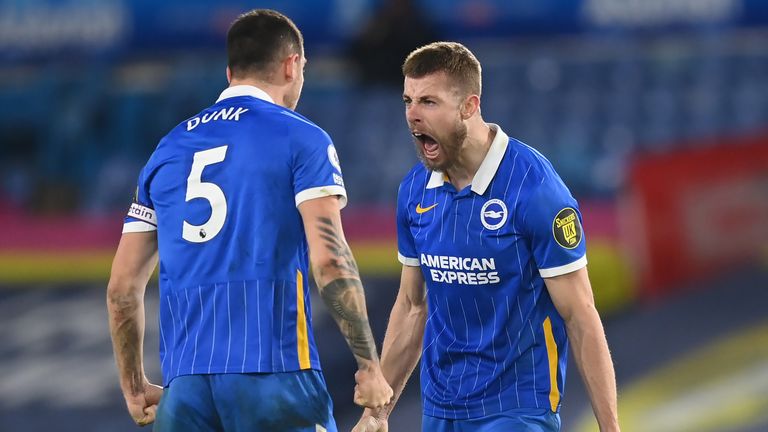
[107,9,393,432]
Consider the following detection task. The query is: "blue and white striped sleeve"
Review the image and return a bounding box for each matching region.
[291,123,347,209]
[522,172,587,278]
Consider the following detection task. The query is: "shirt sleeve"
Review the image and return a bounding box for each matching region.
[292,125,348,209]
[396,180,419,267]
[123,166,157,233]
[521,173,587,278]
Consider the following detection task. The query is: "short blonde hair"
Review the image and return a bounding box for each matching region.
[402,42,481,97]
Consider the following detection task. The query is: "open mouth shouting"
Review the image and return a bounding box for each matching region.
[412,131,440,161]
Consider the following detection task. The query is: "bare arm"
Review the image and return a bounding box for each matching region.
[298,195,392,407]
[106,231,163,426]
[354,265,427,431]
[545,266,619,432]
[377,265,427,416]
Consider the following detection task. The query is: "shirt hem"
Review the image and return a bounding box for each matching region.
[163,362,323,387]
[423,401,559,420]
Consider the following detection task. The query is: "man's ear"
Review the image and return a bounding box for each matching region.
[460,94,480,120]
[283,53,300,82]
[226,66,232,84]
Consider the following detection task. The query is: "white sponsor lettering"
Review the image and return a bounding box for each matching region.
[420,254,496,271]
[421,253,500,285]
[429,269,501,285]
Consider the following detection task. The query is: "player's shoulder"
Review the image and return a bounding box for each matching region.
[507,137,575,211]
[142,132,176,169]
[507,136,560,182]
[217,97,327,138]
[272,106,332,146]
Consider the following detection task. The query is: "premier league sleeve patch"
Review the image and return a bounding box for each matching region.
[552,207,582,249]
[327,144,342,173]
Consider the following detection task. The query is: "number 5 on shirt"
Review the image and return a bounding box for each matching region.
[182,145,228,243]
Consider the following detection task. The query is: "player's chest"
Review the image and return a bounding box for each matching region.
[408,193,525,256]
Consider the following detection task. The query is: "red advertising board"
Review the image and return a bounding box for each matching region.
[623,132,768,299]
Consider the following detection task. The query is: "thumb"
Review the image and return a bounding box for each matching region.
[138,404,157,426]
[353,386,366,407]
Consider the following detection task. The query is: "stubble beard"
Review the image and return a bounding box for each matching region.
[415,120,468,173]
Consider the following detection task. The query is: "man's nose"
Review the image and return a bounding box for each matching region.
[406,104,420,124]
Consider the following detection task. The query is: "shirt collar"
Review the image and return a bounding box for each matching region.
[425,124,509,195]
[216,85,275,104]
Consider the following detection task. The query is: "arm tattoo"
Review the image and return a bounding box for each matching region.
[320,277,377,363]
[314,217,377,363]
[316,217,360,276]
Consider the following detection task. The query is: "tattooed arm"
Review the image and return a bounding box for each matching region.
[298,195,393,408]
[107,231,163,426]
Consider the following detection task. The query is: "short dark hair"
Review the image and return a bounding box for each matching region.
[227,9,304,80]
[402,42,481,97]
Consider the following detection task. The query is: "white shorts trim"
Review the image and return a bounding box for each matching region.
[123,221,158,233]
[539,255,588,278]
[398,252,420,267]
[295,185,348,209]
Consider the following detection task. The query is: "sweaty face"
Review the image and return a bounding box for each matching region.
[403,72,467,172]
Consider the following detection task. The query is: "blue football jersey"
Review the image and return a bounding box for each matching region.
[397,125,587,419]
[123,85,347,386]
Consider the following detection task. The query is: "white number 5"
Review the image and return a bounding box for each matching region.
[182,146,228,243]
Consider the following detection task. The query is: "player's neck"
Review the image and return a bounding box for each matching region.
[446,121,494,191]
[227,78,287,108]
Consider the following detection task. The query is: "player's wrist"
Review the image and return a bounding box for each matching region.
[119,374,150,397]
[356,358,383,372]
[375,408,390,421]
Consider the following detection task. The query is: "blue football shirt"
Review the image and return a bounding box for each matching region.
[397,125,587,419]
[123,85,347,386]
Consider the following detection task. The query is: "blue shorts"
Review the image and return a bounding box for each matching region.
[154,370,337,432]
[423,408,560,432]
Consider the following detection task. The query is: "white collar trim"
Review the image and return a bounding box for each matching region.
[425,124,509,195]
[426,170,446,189]
[216,85,274,104]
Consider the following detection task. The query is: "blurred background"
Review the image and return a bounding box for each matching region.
[1,0,767,431]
